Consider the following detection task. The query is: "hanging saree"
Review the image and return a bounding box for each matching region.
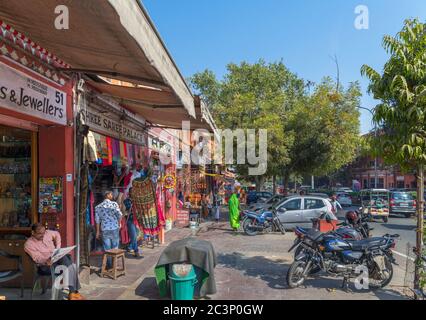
[228,193,240,230]
[100,135,109,166]
[106,137,113,166]
[131,177,162,236]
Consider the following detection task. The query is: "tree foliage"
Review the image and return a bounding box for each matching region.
[190,60,361,189]
[361,19,426,169]
[283,78,361,182]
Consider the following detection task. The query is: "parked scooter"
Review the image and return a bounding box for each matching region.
[287,229,399,290]
[242,209,285,236]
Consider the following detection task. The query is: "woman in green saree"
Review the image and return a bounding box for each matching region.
[228,191,240,231]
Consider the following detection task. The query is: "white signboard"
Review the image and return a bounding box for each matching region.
[82,107,146,146]
[0,62,67,125]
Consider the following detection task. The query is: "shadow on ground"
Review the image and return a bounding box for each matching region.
[217,252,289,290]
[134,277,166,300]
[217,252,408,300]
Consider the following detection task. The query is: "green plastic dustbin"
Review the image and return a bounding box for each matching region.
[169,264,197,300]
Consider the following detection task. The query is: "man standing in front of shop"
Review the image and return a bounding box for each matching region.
[96,190,123,267]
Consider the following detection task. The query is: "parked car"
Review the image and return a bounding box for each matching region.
[273,195,335,230]
[336,187,353,193]
[248,194,287,211]
[246,191,273,205]
[307,193,329,199]
[337,193,353,207]
[390,191,416,218]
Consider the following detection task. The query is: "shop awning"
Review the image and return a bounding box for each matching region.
[0,0,195,118]
[85,79,216,131]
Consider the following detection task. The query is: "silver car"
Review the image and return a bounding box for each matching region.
[274,196,335,230]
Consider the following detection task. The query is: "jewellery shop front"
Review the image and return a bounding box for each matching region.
[0,42,74,287]
[77,95,149,265]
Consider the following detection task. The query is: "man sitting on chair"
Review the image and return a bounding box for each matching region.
[24,223,85,300]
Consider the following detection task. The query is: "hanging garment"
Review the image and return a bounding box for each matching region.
[93,132,103,164]
[120,141,128,166]
[127,143,135,167]
[156,187,166,228]
[112,138,120,167]
[100,135,109,166]
[86,131,98,163]
[120,216,130,245]
[131,177,162,236]
[106,137,113,166]
[79,164,90,265]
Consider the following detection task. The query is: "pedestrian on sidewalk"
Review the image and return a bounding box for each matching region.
[228,188,240,232]
[213,190,221,223]
[124,188,141,257]
[96,190,123,268]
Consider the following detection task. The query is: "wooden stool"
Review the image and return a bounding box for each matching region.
[100,249,126,280]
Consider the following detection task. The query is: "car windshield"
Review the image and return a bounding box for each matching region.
[271,196,290,210]
[266,195,281,204]
[392,192,413,200]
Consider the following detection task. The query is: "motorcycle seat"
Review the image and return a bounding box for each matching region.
[348,237,388,251]
[305,229,323,241]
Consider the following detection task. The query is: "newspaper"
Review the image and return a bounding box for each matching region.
[51,246,76,264]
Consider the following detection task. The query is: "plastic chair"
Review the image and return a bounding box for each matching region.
[28,255,61,300]
[0,250,24,298]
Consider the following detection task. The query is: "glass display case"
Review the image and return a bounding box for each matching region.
[0,125,34,231]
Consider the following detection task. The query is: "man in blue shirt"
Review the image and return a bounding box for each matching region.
[96,190,123,267]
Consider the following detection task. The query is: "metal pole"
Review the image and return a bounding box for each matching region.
[374,123,378,189]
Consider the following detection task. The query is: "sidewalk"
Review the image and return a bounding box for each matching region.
[0,208,412,300]
[79,226,195,300]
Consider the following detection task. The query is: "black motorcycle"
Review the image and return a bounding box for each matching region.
[287,228,399,290]
[242,208,286,236]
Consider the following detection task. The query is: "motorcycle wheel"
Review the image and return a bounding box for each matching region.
[368,255,394,289]
[243,217,259,236]
[294,247,321,275]
[274,219,286,235]
[287,260,309,288]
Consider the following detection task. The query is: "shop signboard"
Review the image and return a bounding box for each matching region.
[0,61,67,125]
[175,208,189,227]
[82,106,146,146]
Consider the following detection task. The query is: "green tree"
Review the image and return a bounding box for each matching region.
[190,60,303,190]
[282,78,361,186]
[361,18,426,289]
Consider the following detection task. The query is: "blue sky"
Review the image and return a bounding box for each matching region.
[143,0,426,134]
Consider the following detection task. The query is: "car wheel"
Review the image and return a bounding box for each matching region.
[404,212,411,218]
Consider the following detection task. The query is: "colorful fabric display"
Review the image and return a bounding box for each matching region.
[106,137,113,166]
[132,177,162,236]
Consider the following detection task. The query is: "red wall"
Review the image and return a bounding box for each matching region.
[38,125,75,246]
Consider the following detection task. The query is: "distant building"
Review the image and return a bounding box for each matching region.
[347,155,417,190]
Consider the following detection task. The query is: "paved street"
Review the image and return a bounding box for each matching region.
[337,207,416,258]
[0,206,415,300]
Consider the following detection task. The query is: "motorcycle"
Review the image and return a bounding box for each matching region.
[293,212,373,257]
[242,208,285,236]
[287,229,399,290]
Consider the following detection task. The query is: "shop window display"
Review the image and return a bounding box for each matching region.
[0,125,32,229]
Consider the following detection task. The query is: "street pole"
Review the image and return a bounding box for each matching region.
[374,123,378,189]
